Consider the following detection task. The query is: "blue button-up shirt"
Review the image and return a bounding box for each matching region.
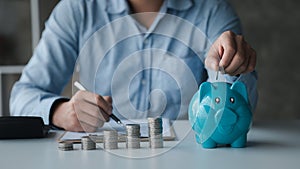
[10,0,257,124]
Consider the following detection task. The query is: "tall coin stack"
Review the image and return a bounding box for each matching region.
[81,136,96,150]
[148,117,164,148]
[125,124,141,149]
[103,130,118,150]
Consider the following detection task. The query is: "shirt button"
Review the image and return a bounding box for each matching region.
[141,79,146,85]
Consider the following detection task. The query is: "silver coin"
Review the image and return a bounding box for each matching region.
[58,141,74,151]
[149,134,163,139]
[148,117,164,148]
[126,137,140,142]
[126,143,141,149]
[103,142,118,149]
[103,130,119,150]
[149,130,163,135]
[125,124,141,149]
[148,117,163,122]
[150,142,164,148]
[81,136,96,150]
[103,130,118,137]
[126,124,140,129]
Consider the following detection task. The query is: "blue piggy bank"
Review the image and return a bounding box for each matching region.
[188,81,252,148]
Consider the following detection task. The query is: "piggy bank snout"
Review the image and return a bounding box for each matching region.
[215,108,237,134]
[215,108,237,125]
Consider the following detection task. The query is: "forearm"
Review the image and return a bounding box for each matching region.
[9,82,67,124]
[9,1,81,124]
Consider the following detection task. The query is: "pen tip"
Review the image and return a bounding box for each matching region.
[118,121,125,127]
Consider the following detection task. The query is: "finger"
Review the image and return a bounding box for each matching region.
[66,112,84,132]
[75,109,106,132]
[98,108,110,122]
[71,100,106,129]
[67,120,84,132]
[219,31,237,68]
[233,43,256,75]
[77,109,103,127]
[71,124,84,132]
[232,58,249,75]
[75,91,112,115]
[73,100,110,122]
[78,120,99,132]
[205,43,221,71]
[73,126,84,132]
[223,36,245,75]
[232,47,250,75]
[93,94,112,115]
[103,96,112,105]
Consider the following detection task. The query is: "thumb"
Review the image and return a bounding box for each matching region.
[205,44,221,71]
[103,96,112,104]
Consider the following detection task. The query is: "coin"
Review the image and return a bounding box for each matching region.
[81,136,96,150]
[103,130,118,150]
[148,117,164,148]
[58,141,74,151]
[126,124,141,149]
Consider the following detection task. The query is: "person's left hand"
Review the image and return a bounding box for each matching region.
[205,31,257,76]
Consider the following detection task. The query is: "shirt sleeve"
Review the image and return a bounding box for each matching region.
[206,0,242,41]
[205,0,258,111]
[9,0,82,124]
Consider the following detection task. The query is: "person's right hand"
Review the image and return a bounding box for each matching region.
[51,91,113,132]
[205,31,256,76]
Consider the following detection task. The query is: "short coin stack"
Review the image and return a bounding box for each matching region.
[125,124,141,149]
[103,130,118,150]
[58,141,73,151]
[81,136,96,150]
[148,117,163,148]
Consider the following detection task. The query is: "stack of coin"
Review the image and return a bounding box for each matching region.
[103,130,118,150]
[125,124,141,149]
[148,117,163,148]
[58,141,73,151]
[81,136,96,150]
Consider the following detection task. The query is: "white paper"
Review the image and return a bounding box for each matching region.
[60,118,172,141]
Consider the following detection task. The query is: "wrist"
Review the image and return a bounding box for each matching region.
[49,98,69,130]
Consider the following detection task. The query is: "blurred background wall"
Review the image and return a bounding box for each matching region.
[230,0,300,120]
[0,0,299,119]
[0,0,60,116]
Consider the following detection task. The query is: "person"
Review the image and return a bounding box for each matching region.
[10,0,257,132]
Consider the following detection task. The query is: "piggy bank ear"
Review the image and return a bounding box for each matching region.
[231,81,249,103]
[199,82,211,101]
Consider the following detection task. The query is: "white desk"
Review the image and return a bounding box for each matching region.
[0,120,299,169]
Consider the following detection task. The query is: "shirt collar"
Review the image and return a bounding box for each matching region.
[106,0,193,14]
[167,0,193,11]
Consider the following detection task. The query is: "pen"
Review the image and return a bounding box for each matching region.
[74,81,124,126]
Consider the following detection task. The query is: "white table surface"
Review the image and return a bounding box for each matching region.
[0,120,299,169]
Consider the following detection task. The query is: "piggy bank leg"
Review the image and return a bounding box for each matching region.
[202,138,217,148]
[231,134,247,148]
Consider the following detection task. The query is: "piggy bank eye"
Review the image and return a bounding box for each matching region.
[215,97,220,104]
[230,97,235,103]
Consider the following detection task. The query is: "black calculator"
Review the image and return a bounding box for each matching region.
[0,116,49,139]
